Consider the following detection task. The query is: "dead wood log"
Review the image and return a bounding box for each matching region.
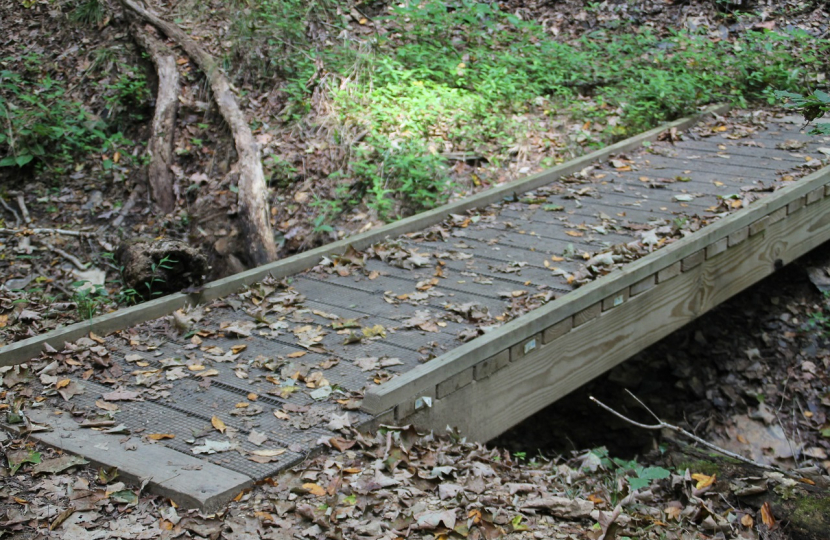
[120,0,277,267]
[129,23,178,214]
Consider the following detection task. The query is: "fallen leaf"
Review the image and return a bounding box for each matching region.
[147,433,175,440]
[211,416,227,434]
[303,483,326,496]
[32,455,88,476]
[761,501,775,529]
[691,473,715,489]
[101,390,140,401]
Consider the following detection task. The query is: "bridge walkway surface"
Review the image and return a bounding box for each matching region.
[3,107,830,510]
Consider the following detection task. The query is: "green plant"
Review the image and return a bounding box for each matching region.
[265,154,298,188]
[70,281,110,320]
[103,65,151,122]
[309,195,343,234]
[143,255,177,299]
[347,136,450,220]
[0,66,112,169]
[776,89,830,134]
[71,0,105,26]
[806,291,830,335]
[589,447,671,502]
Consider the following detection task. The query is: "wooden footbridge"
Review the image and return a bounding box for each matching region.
[3,106,830,510]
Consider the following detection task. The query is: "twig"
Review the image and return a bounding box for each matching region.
[589,390,801,479]
[110,185,143,230]
[0,228,94,237]
[0,196,21,227]
[40,241,88,271]
[15,193,31,224]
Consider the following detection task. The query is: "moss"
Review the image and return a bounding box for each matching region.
[675,459,720,476]
[790,495,830,526]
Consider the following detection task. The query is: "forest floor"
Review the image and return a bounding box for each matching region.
[2,0,830,539]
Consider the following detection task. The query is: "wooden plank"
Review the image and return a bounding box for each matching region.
[542,318,573,344]
[681,250,704,272]
[749,216,769,236]
[768,206,788,224]
[706,237,728,259]
[573,303,602,327]
[728,226,749,247]
[391,192,830,439]
[510,334,542,362]
[644,154,786,176]
[436,367,474,399]
[602,289,629,311]
[474,350,510,380]
[0,105,730,368]
[671,140,813,163]
[788,196,806,215]
[657,261,682,283]
[807,187,824,205]
[362,164,830,415]
[630,275,656,296]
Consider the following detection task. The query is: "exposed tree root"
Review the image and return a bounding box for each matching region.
[129,23,178,214]
[120,0,277,267]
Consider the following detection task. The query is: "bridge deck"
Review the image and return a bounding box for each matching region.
[3,108,830,510]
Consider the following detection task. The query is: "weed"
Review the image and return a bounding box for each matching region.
[589,447,671,503]
[0,59,132,171]
[71,0,105,26]
[348,137,450,220]
[143,255,177,299]
[265,154,299,188]
[776,89,830,134]
[806,291,830,335]
[309,195,342,234]
[70,281,109,320]
[103,65,151,123]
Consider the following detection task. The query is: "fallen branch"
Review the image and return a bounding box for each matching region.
[0,228,94,237]
[0,196,21,227]
[110,184,144,229]
[120,0,277,266]
[590,390,800,478]
[40,242,89,271]
[12,192,31,224]
[129,23,178,214]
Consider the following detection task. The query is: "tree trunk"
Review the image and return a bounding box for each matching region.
[120,0,278,267]
[130,23,177,214]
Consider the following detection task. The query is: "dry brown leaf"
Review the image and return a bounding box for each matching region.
[288,351,307,358]
[691,473,715,489]
[147,433,175,440]
[761,501,775,529]
[211,416,227,434]
[303,483,326,496]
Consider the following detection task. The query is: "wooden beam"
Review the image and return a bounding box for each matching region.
[390,190,830,440]
[0,105,729,367]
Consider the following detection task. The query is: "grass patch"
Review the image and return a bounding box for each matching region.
[0,52,146,173]
[225,1,829,221]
